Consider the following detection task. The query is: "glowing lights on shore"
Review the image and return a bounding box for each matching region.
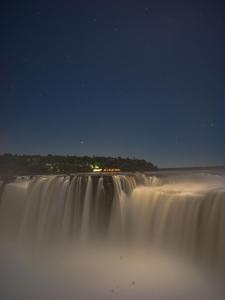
[102,168,121,172]
[93,168,121,172]
[91,164,121,172]
[93,168,103,172]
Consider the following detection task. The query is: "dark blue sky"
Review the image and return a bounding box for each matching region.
[0,0,225,167]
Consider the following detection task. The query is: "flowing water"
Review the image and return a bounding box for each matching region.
[0,171,225,299]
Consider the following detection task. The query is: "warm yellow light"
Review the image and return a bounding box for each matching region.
[93,168,103,172]
[103,168,121,172]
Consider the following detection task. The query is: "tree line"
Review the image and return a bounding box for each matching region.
[0,153,157,176]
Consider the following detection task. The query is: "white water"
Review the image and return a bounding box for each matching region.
[0,171,225,299]
[80,176,93,240]
[1,173,225,262]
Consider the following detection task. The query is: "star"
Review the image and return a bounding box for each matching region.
[65,55,73,63]
[23,57,29,63]
[210,121,215,128]
[144,7,152,14]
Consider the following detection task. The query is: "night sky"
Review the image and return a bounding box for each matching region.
[1,0,225,167]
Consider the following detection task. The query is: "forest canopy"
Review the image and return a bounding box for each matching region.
[0,154,157,176]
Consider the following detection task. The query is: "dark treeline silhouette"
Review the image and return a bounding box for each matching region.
[0,153,157,176]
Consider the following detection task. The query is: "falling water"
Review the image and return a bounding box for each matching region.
[0,172,224,264]
[0,171,225,299]
[80,176,93,240]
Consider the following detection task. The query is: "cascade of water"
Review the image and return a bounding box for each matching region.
[80,176,93,241]
[0,172,224,270]
[119,175,137,194]
[127,181,225,268]
[108,175,128,240]
[0,179,29,239]
[147,175,161,186]
[94,177,105,235]
[59,176,78,239]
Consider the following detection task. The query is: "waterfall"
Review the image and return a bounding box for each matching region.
[80,176,93,240]
[0,179,28,239]
[94,177,105,237]
[0,172,225,270]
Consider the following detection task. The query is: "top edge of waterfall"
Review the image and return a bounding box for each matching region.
[0,171,152,178]
[0,172,157,184]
